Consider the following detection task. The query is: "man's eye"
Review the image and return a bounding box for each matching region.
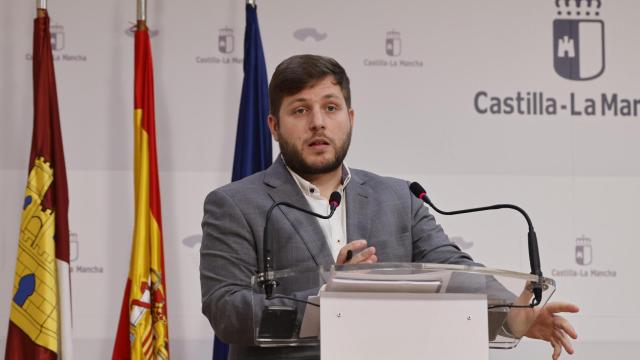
[327,105,337,112]
[294,108,307,115]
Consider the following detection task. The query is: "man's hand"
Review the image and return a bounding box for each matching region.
[505,285,579,360]
[525,302,579,360]
[336,240,377,264]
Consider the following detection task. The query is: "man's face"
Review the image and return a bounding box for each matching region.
[268,76,354,176]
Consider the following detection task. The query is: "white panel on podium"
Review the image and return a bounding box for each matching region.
[320,291,488,360]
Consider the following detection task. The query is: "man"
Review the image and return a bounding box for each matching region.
[201,54,578,359]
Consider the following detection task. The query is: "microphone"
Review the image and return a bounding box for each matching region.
[328,191,341,211]
[261,191,342,299]
[409,182,544,306]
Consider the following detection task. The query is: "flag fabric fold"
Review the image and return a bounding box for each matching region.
[112,24,170,360]
[213,4,272,360]
[5,11,73,360]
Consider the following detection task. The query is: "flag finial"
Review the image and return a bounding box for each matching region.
[137,0,147,22]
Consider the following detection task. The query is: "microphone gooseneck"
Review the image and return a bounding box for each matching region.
[409,182,543,306]
[261,191,342,299]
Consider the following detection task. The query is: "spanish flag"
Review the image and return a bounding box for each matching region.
[112,21,170,360]
[4,9,73,360]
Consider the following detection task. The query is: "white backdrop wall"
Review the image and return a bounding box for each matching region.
[1,0,639,358]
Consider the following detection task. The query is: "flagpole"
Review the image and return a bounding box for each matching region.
[137,0,147,30]
[36,0,46,17]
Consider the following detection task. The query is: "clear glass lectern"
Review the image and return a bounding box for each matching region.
[251,263,555,350]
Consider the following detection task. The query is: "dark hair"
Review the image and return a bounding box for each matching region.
[269,54,351,119]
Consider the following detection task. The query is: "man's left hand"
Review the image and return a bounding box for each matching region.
[524,302,579,360]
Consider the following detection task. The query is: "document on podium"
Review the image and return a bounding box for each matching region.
[299,270,452,337]
[326,269,451,293]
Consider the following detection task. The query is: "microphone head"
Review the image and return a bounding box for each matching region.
[329,191,342,209]
[409,182,428,200]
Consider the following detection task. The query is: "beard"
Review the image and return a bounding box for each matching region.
[278,128,352,176]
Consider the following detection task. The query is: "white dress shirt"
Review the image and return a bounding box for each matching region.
[285,163,351,261]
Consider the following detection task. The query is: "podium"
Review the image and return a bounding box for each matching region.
[251,263,556,360]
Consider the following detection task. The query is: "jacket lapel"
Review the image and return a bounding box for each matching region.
[263,158,334,266]
[346,170,372,243]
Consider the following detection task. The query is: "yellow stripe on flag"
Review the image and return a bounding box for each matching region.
[127,108,169,359]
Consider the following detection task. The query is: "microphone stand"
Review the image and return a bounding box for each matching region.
[260,193,341,299]
[410,182,544,306]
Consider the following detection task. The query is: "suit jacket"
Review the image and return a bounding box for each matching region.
[200,158,477,359]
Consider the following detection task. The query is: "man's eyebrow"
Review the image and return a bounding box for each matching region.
[322,93,340,100]
[286,97,308,105]
[284,93,342,107]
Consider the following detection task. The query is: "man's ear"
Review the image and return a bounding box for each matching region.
[348,108,355,127]
[267,114,279,142]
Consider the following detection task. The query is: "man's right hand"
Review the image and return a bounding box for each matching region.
[336,239,377,264]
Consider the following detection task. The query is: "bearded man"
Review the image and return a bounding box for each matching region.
[200,54,578,360]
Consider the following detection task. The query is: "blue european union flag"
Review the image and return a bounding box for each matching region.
[231,3,272,182]
[214,4,272,360]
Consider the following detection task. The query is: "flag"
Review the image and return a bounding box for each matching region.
[112,22,170,360]
[5,10,73,360]
[231,3,272,182]
[213,4,272,360]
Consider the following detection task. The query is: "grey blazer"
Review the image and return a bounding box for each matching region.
[200,158,477,359]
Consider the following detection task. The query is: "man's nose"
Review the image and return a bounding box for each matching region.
[309,109,326,130]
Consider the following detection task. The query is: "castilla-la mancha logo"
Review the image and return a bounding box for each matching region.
[50,23,65,51]
[385,30,401,57]
[575,235,593,265]
[553,0,605,81]
[218,27,235,54]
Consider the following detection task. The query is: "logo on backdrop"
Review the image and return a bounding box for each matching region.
[385,30,401,57]
[293,28,328,42]
[552,235,616,278]
[553,0,605,80]
[451,236,474,250]
[473,1,639,118]
[68,232,104,274]
[575,235,593,265]
[70,232,79,261]
[25,21,88,62]
[50,23,65,51]
[363,29,423,68]
[196,27,242,65]
[218,27,235,54]
[182,234,202,249]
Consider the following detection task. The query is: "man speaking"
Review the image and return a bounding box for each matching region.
[200,54,578,359]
